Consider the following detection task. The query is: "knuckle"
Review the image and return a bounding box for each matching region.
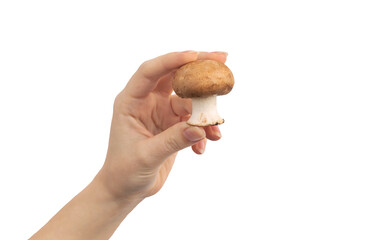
[113,94,123,112]
[138,60,150,74]
[113,93,132,117]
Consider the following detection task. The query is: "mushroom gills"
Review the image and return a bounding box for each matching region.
[187,95,224,126]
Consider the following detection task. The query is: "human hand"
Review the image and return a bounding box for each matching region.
[97,51,228,201]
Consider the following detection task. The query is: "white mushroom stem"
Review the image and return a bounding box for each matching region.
[187,95,224,126]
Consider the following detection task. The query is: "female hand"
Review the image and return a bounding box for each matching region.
[97,51,228,200]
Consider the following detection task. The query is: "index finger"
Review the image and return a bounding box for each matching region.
[125,51,199,98]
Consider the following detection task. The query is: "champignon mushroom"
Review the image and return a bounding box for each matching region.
[173,59,234,126]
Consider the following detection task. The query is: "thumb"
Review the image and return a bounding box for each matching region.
[144,122,206,165]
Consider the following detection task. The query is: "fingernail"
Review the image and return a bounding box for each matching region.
[197,141,205,154]
[184,127,205,142]
[211,126,222,138]
[211,51,228,56]
[181,50,198,54]
[180,114,191,122]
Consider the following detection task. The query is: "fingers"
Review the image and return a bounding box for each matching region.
[126,51,199,98]
[142,121,222,166]
[154,72,175,96]
[192,138,207,154]
[143,122,206,167]
[170,95,192,116]
[191,125,222,155]
[204,125,222,141]
[192,126,221,155]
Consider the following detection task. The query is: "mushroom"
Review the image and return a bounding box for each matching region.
[173,59,234,126]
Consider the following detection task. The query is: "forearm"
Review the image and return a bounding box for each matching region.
[30,171,143,240]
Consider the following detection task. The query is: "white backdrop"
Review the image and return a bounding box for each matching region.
[1,0,373,239]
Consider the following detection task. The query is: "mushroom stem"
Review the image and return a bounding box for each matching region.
[187,95,224,126]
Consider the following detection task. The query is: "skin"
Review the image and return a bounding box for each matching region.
[30,51,227,240]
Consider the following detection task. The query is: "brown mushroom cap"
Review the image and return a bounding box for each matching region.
[173,60,234,98]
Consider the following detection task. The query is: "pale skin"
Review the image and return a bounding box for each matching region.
[30,51,227,240]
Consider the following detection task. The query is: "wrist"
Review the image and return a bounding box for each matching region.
[92,169,145,209]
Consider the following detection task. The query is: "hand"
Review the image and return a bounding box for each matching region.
[97,51,228,200]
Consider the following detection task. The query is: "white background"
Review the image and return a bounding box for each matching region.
[1,0,373,239]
